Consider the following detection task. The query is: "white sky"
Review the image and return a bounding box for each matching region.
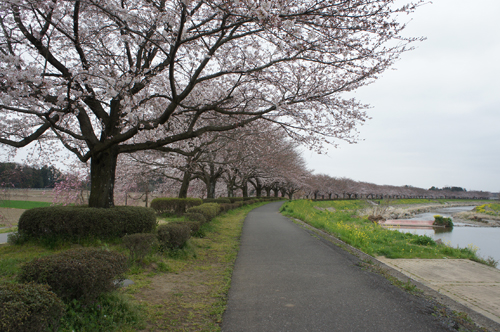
[304,0,500,193]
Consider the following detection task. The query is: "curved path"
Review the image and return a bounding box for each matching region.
[222,202,451,332]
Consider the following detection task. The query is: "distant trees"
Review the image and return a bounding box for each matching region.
[430,186,466,192]
[0,162,60,188]
[302,175,490,200]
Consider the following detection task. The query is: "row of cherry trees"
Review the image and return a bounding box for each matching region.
[44,128,492,205]
[0,0,424,208]
[110,121,492,202]
[112,121,310,202]
[302,175,492,201]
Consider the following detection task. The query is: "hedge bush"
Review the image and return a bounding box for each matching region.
[18,248,128,303]
[18,206,156,242]
[0,282,65,332]
[186,203,221,222]
[150,198,203,215]
[203,198,231,204]
[122,233,159,261]
[170,221,201,235]
[227,197,244,203]
[185,212,207,224]
[157,223,191,250]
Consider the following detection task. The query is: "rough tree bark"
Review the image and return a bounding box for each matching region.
[89,147,119,208]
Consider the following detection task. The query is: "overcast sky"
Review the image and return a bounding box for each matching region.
[304,0,500,193]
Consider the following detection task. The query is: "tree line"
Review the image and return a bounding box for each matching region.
[34,122,491,206]
[0,163,61,189]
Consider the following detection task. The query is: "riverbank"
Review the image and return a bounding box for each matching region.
[366,200,500,227]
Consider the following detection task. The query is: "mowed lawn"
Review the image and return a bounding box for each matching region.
[0,200,52,209]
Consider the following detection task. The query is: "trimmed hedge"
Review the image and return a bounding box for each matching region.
[157,223,191,250]
[18,206,156,242]
[185,212,207,224]
[227,197,244,203]
[0,282,65,332]
[170,221,201,235]
[18,248,128,303]
[186,203,221,222]
[122,233,159,261]
[150,197,203,215]
[203,198,231,204]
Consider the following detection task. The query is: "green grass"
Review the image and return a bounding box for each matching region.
[475,203,500,216]
[371,198,492,206]
[59,292,143,332]
[0,200,52,209]
[0,227,17,234]
[280,199,483,261]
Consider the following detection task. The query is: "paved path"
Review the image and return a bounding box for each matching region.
[222,202,453,332]
[0,232,11,244]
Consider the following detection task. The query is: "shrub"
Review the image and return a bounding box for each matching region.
[18,206,156,243]
[7,232,28,245]
[228,197,244,203]
[232,201,243,208]
[157,223,191,250]
[18,248,128,303]
[150,198,203,215]
[433,215,453,227]
[0,282,65,332]
[170,221,201,235]
[203,198,231,204]
[411,235,436,246]
[185,212,207,224]
[186,203,221,222]
[218,203,233,213]
[122,233,159,261]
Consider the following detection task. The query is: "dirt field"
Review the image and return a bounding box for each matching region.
[0,208,24,228]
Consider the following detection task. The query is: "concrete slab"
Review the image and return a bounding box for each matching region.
[377,258,500,324]
[380,220,435,227]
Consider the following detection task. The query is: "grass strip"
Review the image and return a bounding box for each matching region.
[0,200,52,209]
[280,199,486,262]
[122,201,267,331]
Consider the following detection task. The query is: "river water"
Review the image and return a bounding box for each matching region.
[386,206,500,268]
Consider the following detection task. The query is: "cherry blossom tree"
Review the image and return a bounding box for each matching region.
[52,165,89,205]
[0,0,423,207]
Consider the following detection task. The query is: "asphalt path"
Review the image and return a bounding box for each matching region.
[222,201,452,332]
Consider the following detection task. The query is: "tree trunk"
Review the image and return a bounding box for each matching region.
[89,147,119,208]
[207,181,216,198]
[274,189,279,197]
[242,182,248,198]
[227,183,234,198]
[178,171,191,198]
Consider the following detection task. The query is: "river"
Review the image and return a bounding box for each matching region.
[386,206,500,268]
